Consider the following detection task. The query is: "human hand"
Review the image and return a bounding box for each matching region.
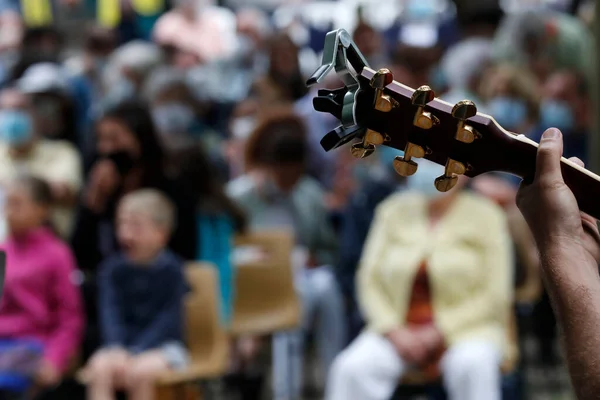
[516,128,600,267]
[85,160,120,212]
[413,324,444,353]
[386,327,428,365]
[35,359,60,387]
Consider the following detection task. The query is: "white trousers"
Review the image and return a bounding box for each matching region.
[326,331,502,400]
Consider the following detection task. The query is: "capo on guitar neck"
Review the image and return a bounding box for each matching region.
[306,28,600,219]
[307,29,370,151]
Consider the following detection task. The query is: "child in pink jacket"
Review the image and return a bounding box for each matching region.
[0,175,84,395]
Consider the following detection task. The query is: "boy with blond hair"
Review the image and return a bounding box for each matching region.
[83,189,188,400]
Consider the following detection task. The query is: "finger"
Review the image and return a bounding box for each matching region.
[568,156,585,168]
[535,128,564,184]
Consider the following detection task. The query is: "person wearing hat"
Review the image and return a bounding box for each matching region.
[17,62,80,149]
[0,85,82,239]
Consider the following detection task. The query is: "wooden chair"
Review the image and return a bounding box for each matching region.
[154,263,229,400]
[230,231,301,336]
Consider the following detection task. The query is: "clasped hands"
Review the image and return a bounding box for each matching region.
[385,324,443,365]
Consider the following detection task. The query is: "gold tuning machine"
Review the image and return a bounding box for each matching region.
[451,100,479,143]
[350,129,389,159]
[434,159,467,192]
[393,142,426,177]
[370,68,398,113]
[411,86,439,129]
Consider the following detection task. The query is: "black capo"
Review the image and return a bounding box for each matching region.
[306,29,371,151]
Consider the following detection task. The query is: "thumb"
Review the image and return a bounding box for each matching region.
[535,128,564,186]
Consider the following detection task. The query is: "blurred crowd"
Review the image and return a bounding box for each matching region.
[0,0,595,399]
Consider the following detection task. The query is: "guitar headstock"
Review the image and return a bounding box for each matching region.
[307,29,536,192]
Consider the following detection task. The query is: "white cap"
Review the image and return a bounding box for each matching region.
[17,63,71,95]
[399,22,439,48]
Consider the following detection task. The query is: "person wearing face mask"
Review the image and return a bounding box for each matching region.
[144,67,208,141]
[72,100,197,275]
[227,111,344,400]
[480,64,540,137]
[327,159,514,400]
[71,101,197,363]
[535,69,590,164]
[16,63,80,149]
[0,87,82,240]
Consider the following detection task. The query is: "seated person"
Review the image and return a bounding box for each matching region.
[0,175,84,395]
[0,86,83,239]
[326,160,514,400]
[228,110,344,400]
[82,189,188,400]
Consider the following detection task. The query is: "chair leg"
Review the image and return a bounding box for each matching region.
[155,383,203,400]
[184,383,202,400]
[155,385,178,400]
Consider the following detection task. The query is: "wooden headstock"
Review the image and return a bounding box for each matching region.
[307,29,600,219]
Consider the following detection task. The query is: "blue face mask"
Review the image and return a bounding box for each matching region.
[540,100,574,132]
[405,160,442,198]
[488,97,528,131]
[0,110,33,146]
[406,0,438,19]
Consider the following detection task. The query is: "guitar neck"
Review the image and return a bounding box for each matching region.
[504,133,600,220]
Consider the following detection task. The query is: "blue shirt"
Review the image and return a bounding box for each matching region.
[97,250,187,354]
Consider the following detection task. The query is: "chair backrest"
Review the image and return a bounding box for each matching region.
[230,230,301,336]
[184,263,228,374]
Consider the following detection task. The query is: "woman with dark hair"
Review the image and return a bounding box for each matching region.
[72,100,197,273]
[71,101,196,360]
[251,33,308,106]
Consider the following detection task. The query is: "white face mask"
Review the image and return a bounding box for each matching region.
[230,116,256,140]
[405,159,443,198]
[152,103,195,135]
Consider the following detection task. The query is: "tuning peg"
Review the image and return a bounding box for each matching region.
[434,159,467,192]
[451,100,480,144]
[434,175,458,192]
[411,86,439,130]
[370,68,398,113]
[350,129,387,159]
[393,157,418,176]
[392,142,427,177]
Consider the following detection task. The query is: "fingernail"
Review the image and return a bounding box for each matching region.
[542,128,561,139]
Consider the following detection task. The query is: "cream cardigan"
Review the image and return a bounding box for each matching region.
[357,191,514,358]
